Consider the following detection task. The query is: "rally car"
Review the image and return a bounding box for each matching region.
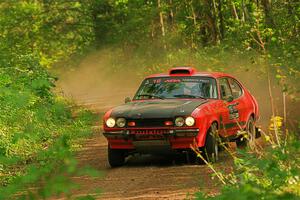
[103,67,260,167]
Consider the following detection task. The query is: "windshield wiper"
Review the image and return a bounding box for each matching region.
[137,93,165,100]
[173,94,207,99]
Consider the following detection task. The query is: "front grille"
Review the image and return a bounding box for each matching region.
[128,118,172,127]
[130,129,170,135]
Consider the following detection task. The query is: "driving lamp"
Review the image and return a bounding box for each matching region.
[106,118,115,128]
[175,117,185,127]
[116,118,126,127]
[185,116,195,126]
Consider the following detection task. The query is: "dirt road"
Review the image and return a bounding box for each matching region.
[54,86,233,199]
[66,128,233,200]
[53,54,271,199]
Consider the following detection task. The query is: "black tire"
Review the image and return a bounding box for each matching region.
[202,123,219,163]
[108,145,125,167]
[237,117,256,148]
[186,151,197,164]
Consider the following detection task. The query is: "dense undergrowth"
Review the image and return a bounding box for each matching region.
[0,1,99,199]
[1,1,299,199]
[0,61,100,199]
[195,126,300,199]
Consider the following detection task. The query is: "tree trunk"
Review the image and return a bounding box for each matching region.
[190,1,197,48]
[169,0,174,26]
[158,0,166,37]
[202,0,220,44]
[191,2,197,26]
[241,0,250,22]
[151,20,155,40]
[231,0,239,20]
[158,0,166,48]
[218,0,224,39]
[261,0,274,27]
[211,0,221,43]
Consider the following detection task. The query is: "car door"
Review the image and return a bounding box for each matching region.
[227,77,248,128]
[218,78,240,136]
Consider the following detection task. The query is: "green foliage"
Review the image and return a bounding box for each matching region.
[0,62,101,198]
[90,0,300,95]
[0,1,94,68]
[0,1,99,199]
[0,134,102,199]
[194,138,300,200]
[1,0,299,199]
[88,3,300,198]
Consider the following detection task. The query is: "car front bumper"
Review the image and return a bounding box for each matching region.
[103,128,199,138]
[103,128,199,150]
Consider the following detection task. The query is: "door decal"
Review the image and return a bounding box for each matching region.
[228,103,239,120]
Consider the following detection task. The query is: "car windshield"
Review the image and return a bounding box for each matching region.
[134,76,218,100]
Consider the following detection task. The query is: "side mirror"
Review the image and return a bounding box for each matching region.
[125,97,131,103]
[226,95,234,102]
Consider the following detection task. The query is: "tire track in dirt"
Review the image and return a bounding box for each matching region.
[54,79,234,199]
[63,132,233,200]
[53,56,260,199]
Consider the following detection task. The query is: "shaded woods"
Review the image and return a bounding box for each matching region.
[0,1,299,199]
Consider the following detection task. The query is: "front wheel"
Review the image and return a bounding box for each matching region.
[202,123,219,163]
[108,145,125,167]
[237,117,256,149]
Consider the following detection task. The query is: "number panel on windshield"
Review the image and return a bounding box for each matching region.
[134,77,218,100]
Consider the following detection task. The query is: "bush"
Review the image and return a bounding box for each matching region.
[195,127,300,200]
[0,60,101,199]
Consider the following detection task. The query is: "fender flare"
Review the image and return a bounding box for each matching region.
[196,117,219,147]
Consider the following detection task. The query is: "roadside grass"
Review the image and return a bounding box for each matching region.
[193,117,300,200]
[83,46,299,199]
[0,66,102,199]
[1,32,298,199]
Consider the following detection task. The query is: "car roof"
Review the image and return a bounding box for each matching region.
[146,67,235,79]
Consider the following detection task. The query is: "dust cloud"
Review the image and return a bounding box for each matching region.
[55,50,142,113]
[232,70,284,129]
[55,49,299,131]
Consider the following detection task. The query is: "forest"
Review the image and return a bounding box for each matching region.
[0,0,299,199]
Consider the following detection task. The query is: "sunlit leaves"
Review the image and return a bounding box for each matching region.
[0,1,95,68]
[0,1,99,198]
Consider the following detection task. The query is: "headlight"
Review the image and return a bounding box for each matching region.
[175,117,185,127]
[106,118,115,128]
[116,118,126,127]
[185,116,195,126]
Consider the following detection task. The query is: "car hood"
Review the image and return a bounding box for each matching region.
[110,99,208,119]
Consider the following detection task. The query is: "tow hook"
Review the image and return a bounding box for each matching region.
[255,127,262,138]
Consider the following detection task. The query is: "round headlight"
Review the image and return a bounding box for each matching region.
[106,118,115,128]
[175,117,185,127]
[185,116,195,126]
[116,118,126,127]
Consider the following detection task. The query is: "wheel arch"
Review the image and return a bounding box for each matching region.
[197,119,219,148]
[250,113,255,120]
[211,120,219,129]
[248,112,256,123]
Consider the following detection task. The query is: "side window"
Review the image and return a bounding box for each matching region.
[219,78,232,100]
[228,78,243,99]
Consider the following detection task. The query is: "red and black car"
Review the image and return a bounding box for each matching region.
[103,67,260,167]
